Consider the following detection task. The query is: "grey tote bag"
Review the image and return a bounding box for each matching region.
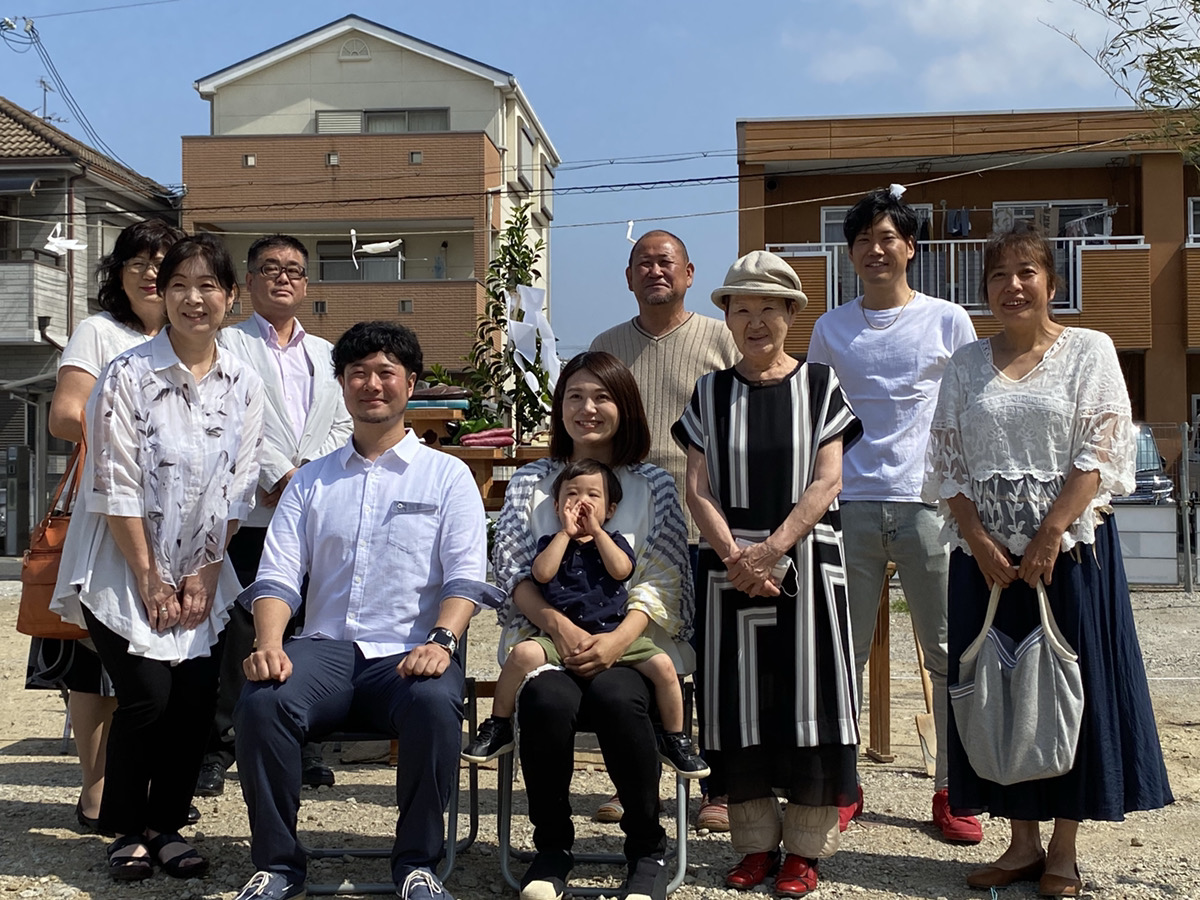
[949,581,1084,786]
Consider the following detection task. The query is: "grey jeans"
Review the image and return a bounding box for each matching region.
[840,501,950,790]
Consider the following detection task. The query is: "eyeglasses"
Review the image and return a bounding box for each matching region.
[256,262,307,281]
[125,258,163,275]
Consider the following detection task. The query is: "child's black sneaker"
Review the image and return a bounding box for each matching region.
[656,731,710,779]
[461,715,515,763]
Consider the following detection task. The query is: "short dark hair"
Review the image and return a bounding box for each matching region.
[842,189,920,247]
[979,222,1062,305]
[552,458,623,509]
[549,351,651,468]
[247,234,309,270]
[156,233,239,297]
[332,320,423,377]
[628,229,689,267]
[96,219,185,330]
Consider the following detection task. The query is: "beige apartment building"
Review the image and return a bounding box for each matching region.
[735,108,1200,424]
[182,15,559,368]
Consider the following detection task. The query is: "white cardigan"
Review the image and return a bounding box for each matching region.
[219,318,352,527]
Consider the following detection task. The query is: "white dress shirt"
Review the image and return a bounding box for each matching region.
[241,429,495,658]
[253,312,313,445]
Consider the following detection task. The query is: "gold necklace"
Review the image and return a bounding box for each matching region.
[860,289,915,331]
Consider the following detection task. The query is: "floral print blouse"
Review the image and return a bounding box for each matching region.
[89,330,264,586]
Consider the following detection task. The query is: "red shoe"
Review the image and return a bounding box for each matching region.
[775,855,818,897]
[725,851,780,890]
[837,784,863,832]
[932,789,983,844]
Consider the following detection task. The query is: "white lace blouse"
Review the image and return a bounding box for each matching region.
[922,327,1136,556]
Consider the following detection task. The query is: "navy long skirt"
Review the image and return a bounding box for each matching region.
[946,516,1173,821]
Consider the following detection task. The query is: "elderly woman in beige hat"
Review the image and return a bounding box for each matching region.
[672,251,862,898]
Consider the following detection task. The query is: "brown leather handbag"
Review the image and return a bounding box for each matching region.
[16,443,88,640]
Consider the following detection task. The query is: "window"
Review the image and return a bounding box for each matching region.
[409,151,423,165]
[316,242,401,282]
[230,300,242,316]
[517,122,535,191]
[398,299,413,314]
[1189,198,1200,242]
[364,108,449,133]
[339,38,370,60]
[326,152,339,166]
[313,300,327,315]
[992,200,1110,238]
[242,153,256,167]
[316,108,449,135]
[540,155,554,221]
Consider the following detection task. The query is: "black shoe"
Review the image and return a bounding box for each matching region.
[301,763,335,788]
[656,731,710,779]
[194,761,225,797]
[461,715,515,763]
[187,804,201,825]
[75,799,114,837]
[623,856,669,900]
[519,849,573,900]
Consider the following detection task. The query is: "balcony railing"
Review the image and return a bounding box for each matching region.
[768,235,1146,313]
[0,258,69,341]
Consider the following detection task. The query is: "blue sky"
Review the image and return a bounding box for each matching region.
[4,0,1126,355]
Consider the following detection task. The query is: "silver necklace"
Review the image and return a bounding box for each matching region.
[860,290,915,331]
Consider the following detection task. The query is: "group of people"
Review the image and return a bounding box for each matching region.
[24,184,1172,900]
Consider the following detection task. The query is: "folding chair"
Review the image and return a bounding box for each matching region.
[298,674,482,895]
[494,682,695,897]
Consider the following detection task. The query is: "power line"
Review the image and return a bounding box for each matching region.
[24,0,181,19]
[0,131,1141,239]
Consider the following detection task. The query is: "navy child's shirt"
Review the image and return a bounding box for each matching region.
[533,530,637,634]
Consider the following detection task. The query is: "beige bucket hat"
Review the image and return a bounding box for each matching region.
[711,250,808,311]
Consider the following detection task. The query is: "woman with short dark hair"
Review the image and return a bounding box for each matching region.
[30,218,185,836]
[51,233,264,882]
[925,224,1173,896]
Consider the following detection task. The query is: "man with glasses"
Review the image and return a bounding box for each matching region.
[194,234,352,799]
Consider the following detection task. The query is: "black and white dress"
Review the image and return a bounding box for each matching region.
[672,362,862,806]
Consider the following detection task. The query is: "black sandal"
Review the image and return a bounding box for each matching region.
[147,831,209,879]
[106,834,153,882]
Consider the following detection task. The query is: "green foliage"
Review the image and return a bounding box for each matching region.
[427,204,556,442]
[1053,1,1200,165]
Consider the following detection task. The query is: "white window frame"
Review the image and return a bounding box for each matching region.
[1189,197,1200,244]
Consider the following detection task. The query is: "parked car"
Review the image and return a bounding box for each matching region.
[1113,424,1174,505]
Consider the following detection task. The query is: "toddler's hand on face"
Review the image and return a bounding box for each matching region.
[560,497,584,539]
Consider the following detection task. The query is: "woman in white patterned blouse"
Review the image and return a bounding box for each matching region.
[52,234,264,883]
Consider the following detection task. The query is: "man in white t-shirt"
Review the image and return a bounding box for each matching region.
[807,188,981,843]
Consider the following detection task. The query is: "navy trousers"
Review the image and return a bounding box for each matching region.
[234,637,464,886]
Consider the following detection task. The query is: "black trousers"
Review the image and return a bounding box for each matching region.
[82,607,219,836]
[203,526,320,770]
[517,666,666,862]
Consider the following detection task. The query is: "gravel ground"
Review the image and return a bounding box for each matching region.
[0,581,1196,899]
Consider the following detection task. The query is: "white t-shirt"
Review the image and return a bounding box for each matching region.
[59,311,152,377]
[807,292,976,503]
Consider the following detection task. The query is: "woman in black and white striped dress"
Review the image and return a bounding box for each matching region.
[673,251,861,898]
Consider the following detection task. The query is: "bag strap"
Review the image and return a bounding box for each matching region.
[960,579,1078,665]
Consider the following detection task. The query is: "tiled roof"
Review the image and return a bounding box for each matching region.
[0,95,173,200]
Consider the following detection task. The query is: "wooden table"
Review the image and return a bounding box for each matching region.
[439,445,547,510]
[408,408,465,445]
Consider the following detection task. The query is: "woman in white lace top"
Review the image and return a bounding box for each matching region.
[924,224,1172,897]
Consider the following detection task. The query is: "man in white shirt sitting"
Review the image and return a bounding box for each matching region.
[231,321,495,900]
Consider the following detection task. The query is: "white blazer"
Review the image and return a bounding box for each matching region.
[219,317,353,527]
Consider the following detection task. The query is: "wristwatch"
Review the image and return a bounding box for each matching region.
[425,626,458,656]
